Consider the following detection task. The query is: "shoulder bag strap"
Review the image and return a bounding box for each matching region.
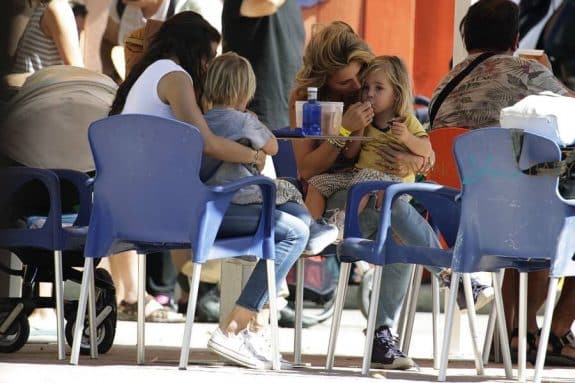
[167,0,176,18]
[429,51,497,128]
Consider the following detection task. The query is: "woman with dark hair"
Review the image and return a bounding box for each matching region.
[431,0,575,366]
[109,11,309,369]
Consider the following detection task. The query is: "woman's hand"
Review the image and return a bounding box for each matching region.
[341,102,374,132]
[375,142,418,178]
[253,150,266,172]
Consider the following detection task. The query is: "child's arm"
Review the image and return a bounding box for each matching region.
[342,127,365,159]
[389,119,432,158]
[261,135,279,156]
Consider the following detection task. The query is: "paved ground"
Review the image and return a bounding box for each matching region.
[1,310,573,383]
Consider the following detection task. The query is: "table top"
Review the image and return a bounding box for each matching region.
[273,127,371,141]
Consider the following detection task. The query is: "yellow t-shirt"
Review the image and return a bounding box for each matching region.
[355,113,427,183]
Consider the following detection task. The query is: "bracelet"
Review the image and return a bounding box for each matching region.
[339,126,352,137]
[250,149,261,168]
[327,137,345,149]
[417,155,427,173]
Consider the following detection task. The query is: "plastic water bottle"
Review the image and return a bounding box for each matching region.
[302,87,321,136]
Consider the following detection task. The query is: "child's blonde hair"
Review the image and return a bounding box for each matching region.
[363,55,413,117]
[202,52,256,111]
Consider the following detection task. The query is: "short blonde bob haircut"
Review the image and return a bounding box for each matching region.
[293,21,373,101]
[202,51,256,111]
[363,55,413,117]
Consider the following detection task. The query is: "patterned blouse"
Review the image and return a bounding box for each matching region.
[430,53,569,130]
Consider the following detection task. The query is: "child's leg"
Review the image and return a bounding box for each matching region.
[304,185,326,220]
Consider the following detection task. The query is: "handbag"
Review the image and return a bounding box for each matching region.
[510,129,575,199]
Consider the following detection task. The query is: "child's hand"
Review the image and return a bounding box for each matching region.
[389,118,410,143]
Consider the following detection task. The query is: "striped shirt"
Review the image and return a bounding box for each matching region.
[12,4,63,73]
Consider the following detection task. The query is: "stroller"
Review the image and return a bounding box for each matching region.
[0,66,118,354]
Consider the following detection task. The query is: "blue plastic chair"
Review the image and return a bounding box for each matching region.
[69,114,280,370]
[0,167,91,359]
[325,179,473,376]
[439,128,575,383]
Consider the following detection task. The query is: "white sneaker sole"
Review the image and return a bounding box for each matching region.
[207,337,271,370]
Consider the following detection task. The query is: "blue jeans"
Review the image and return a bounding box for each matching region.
[325,190,441,329]
[218,201,310,312]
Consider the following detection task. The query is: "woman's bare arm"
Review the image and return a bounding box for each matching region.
[42,1,83,66]
[159,71,265,169]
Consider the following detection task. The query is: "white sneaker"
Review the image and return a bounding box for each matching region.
[207,328,270,369]
[304,219,339,255]
[327,210,346,242]
[242,328,294,369]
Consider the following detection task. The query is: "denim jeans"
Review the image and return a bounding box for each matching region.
[325,190,441,329]
[217,201,310,312]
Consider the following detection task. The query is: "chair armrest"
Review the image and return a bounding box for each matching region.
[0,167,63,246]
[50,169,92,226]
[208,175,277,241]
[370,182,459,257]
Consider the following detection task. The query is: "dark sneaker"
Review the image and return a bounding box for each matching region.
[439,272,494,311]
[371,326,415,370]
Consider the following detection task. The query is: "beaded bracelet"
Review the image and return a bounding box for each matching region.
[327,137,346,149]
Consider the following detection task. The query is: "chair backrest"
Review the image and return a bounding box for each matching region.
[86,114,211,258]
[426,127,468,189]
[453,128,574,272]
[274,139,298,179]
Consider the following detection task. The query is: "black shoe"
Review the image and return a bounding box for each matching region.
[278,303,319,328]
[371,326,415,370]
[440,273,494,311]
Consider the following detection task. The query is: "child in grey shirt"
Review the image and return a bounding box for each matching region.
[201,52,337,255]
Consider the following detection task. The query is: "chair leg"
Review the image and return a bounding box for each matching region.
[533,277,560,383]
[265,259,280,371]
[401,265,423,355]
[431,274,441,370]
[178,262,202,370]
[293,257,305,365]
[70,257,93,365]
[492,271,513,379]
[53,250,65,360]
[397,264,416,347]
[325,262,351,371]
[518,272,528,382]
[87,262,98,359]
[482,269,503,365]
[362,265,383,376]
[438,271,460,381]
[137,252,146,365]
[462,273,484,375]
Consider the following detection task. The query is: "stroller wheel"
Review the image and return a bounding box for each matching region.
[359,268,374,319]
[0,312,29,353]
[65,312,115,355]
[64,268,117,355]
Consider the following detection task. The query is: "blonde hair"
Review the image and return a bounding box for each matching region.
[363,55,413,117]
[293,21,373,101]
[202,52,256,111]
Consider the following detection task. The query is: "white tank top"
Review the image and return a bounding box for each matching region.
[122,59,192,119]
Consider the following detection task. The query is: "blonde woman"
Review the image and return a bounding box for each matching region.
[290,22,491,371]
[304,55,432,219]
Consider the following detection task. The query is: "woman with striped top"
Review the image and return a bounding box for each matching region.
[11,0,83,74]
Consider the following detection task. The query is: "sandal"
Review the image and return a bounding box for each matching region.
[117,298,186,323]
[510,328,538,364]
[540,329,575,366]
